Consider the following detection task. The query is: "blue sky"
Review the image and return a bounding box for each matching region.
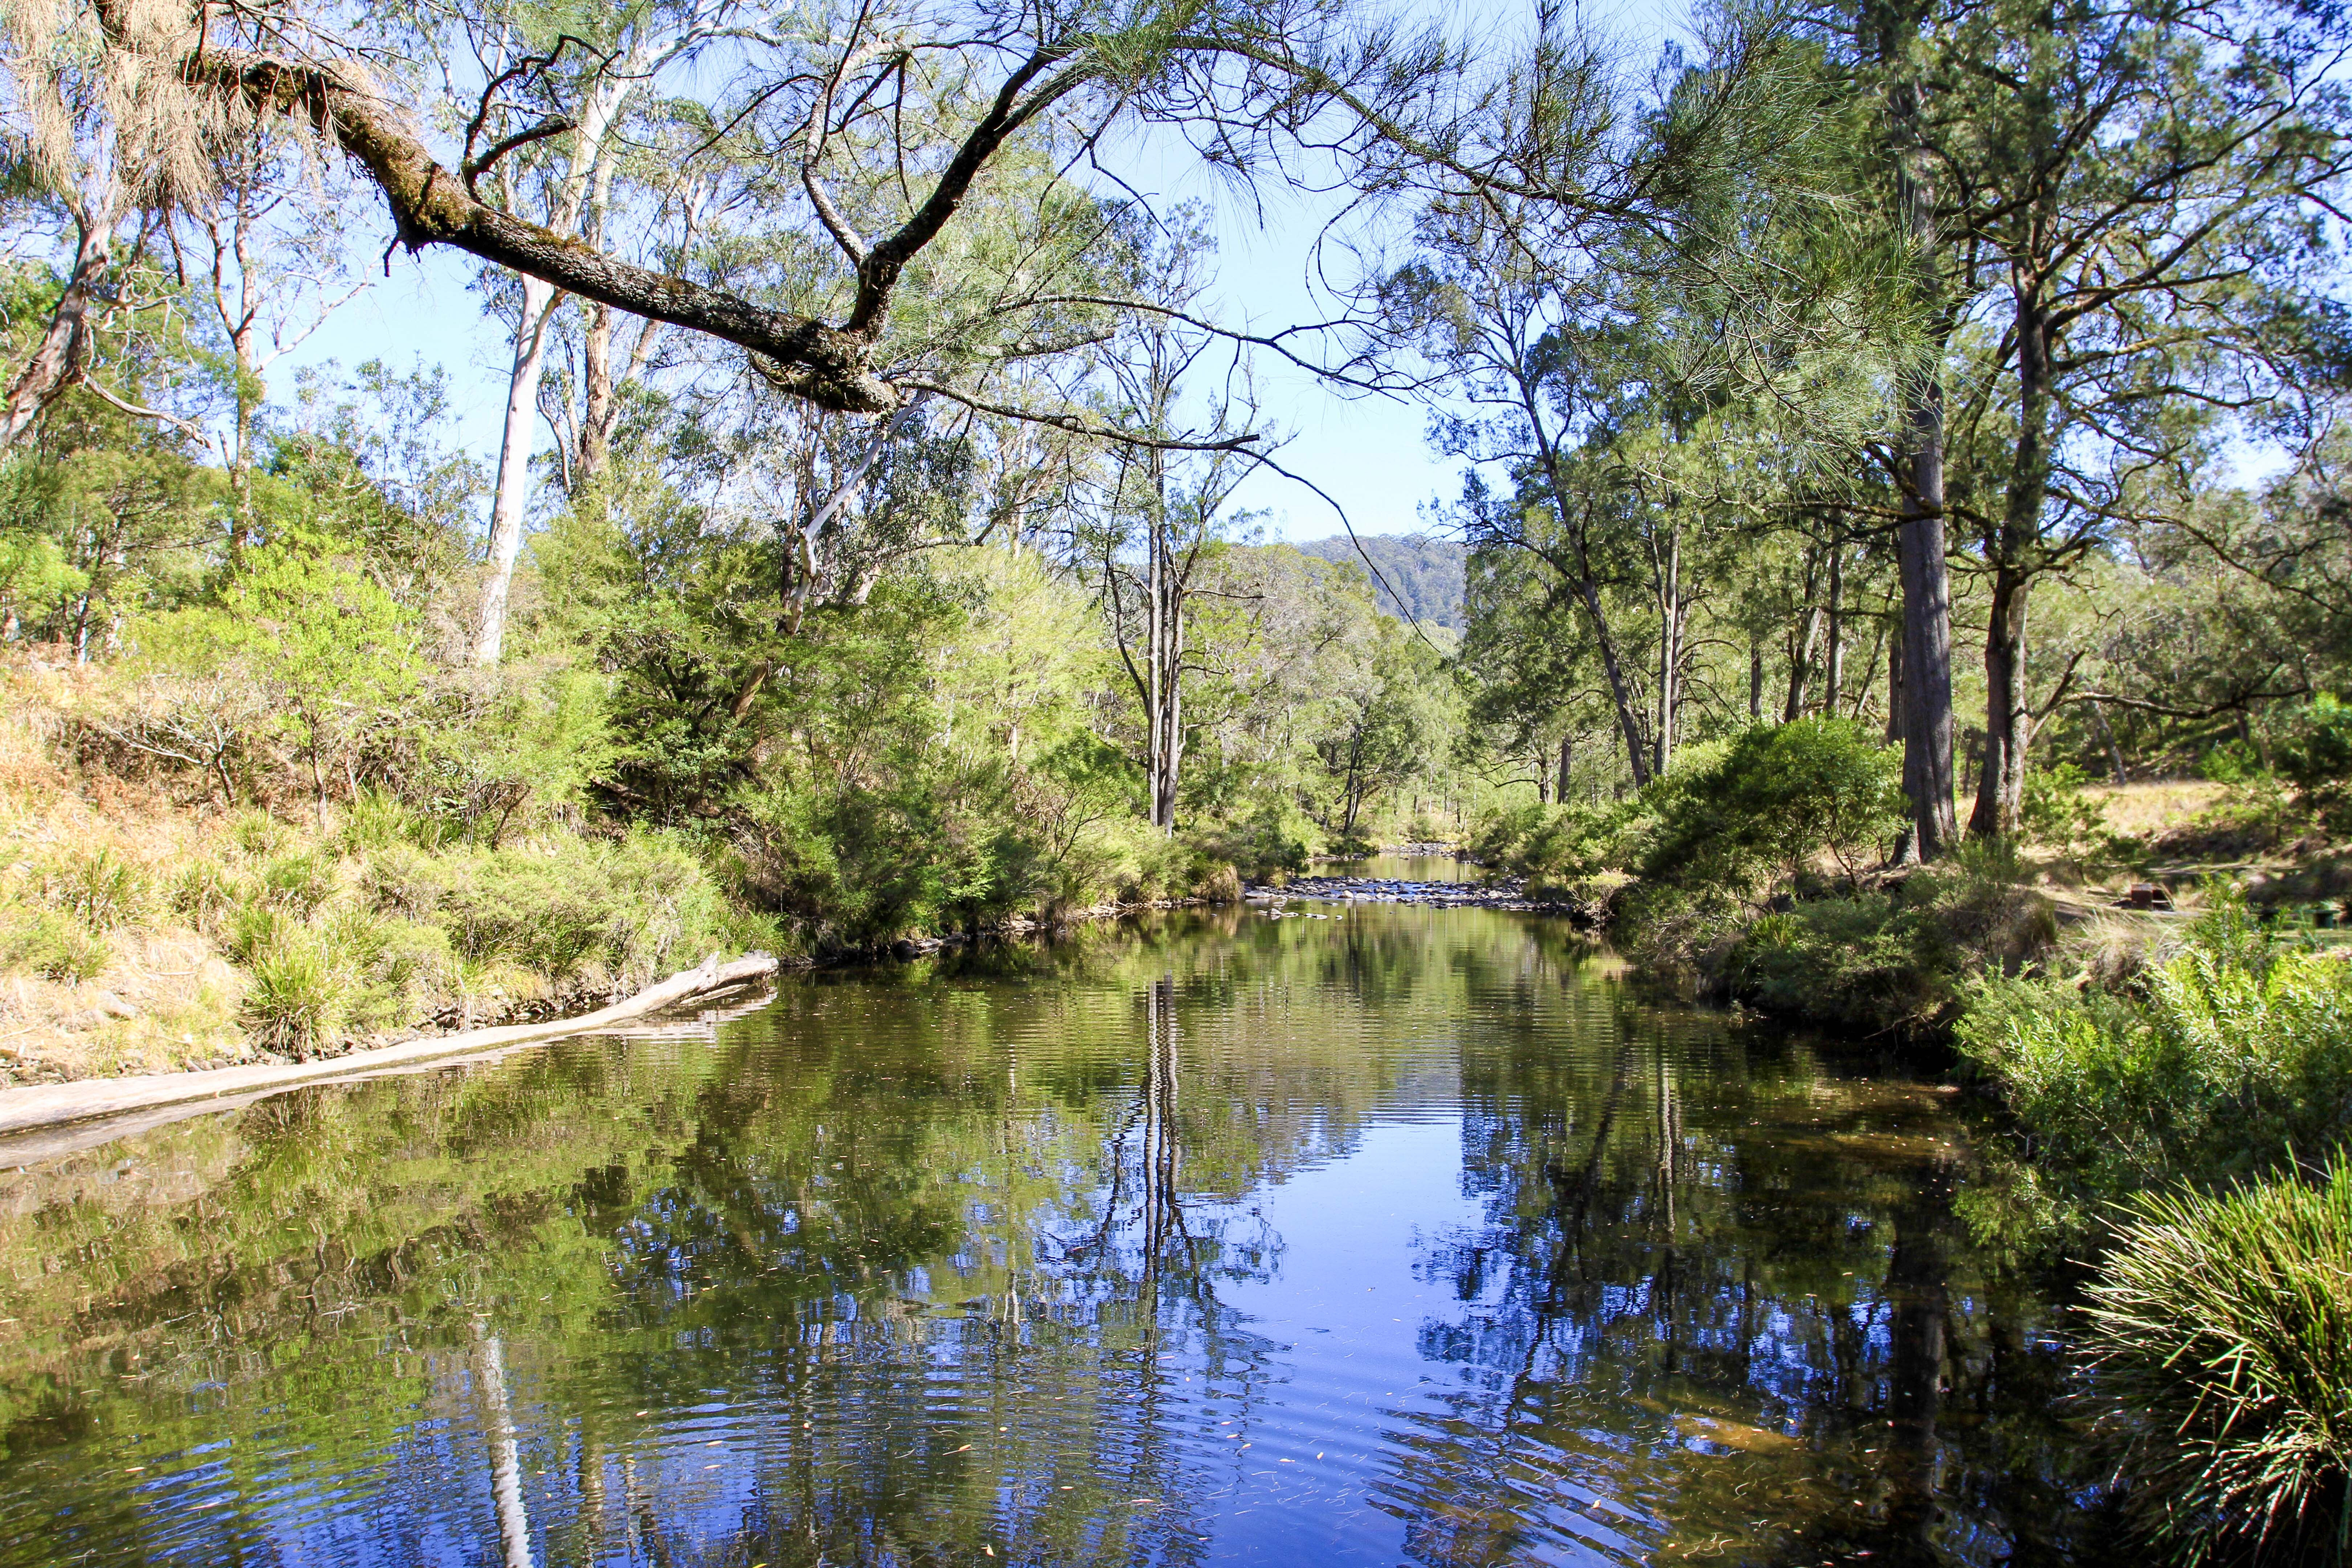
[282,172,1450,546]
[276,1,1690,546]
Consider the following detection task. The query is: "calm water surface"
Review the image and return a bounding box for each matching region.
[0,873,2096,1566]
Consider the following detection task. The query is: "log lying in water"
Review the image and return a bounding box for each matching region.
[0,951,780,1142]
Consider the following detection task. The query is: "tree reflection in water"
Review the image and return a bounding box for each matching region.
[1395,1016,2096,1566]
[0,903,2110,1567]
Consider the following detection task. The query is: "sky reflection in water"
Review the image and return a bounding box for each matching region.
[0,878,2097,1565]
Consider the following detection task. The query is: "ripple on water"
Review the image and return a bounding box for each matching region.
[0,903,2084,1565]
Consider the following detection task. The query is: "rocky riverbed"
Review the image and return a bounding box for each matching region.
[1245,871,1578,914]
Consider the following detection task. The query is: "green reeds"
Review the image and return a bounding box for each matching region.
[2084,1156,2352,1566]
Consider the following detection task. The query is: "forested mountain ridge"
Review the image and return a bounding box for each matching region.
[1295,534,1467,630]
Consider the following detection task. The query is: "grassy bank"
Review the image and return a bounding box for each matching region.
[0,694,770,1082]
[1951,907,2352,1558]
[0,658,1246,1085]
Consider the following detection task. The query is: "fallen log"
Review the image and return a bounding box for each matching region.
[0,951,779,1142]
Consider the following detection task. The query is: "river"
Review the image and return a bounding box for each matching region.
[0,861,2100,1565]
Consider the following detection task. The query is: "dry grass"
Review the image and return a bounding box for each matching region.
[0,651,767,1083]
[0,660,251,1082]
[2083,780,2231,841]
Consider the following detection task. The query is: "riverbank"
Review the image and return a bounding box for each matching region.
[0,951,781,1153]
[0,658,1267,1085]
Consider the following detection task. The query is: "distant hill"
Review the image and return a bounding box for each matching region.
[1295,532,1466,630]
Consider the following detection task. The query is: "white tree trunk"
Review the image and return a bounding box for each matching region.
[469,59,645,664]
[473,275,561,664]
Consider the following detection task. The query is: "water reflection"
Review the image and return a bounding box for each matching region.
[0,906,2101,1565]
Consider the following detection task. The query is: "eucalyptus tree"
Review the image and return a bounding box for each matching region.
[1458,542,1593,800]
[1089,225,1262,835]
[1400,232,1663,782]
[0,0,225,450]
[418,0,735,664]
[188,124,376,554]
[1877,0,2351,834]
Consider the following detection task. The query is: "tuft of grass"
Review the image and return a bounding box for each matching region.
[167,859,241,930]
[2083,1157,2352,1566]
[255,851,336,916]
[230,808,288,857]
[240,926,343,1060]
[37,847,150,930]
[0,906,107,983]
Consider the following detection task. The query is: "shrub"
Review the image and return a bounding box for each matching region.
[2277,693,2352,832]
[414,665,616,846]
[732,777,1032,946]
[360,841,447,920]
[2022,762,2110,850]
[437,833,743,986]
[2082,1158,2352,1566]
[1640,837,2057,1033]
[1958,901,2352,1229]
[1638,718,1905,894]
[1193,801,1314,882]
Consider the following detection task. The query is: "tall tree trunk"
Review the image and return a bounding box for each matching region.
[1881,0,1960,858]
[1885,625,1905,744]
[471,64,642,663]
[1144,481,1164,829]
[1557,732,1572,804]
[1520,376,1650,783]
[1972,560,2034,836]
[2092,699,2127,784]
[1970,290,2052,838]
[0,192,115,452]
[1854,622,1883,722]
[1653,520,1682,776]
[1160,580,1183,831]
[474,274,563,665]
[1579,572,1652,786]
[1749,639,1764,721]
[577,301,616,480]
[1822,544,1844,717]
[1535,747,1550,805]
[224,197,261,558]
[1784,570,1821,723]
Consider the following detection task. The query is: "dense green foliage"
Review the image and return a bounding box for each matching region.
[1959,907,2352,1245]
